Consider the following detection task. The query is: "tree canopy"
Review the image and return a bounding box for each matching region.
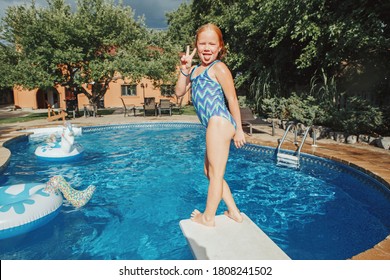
[0,0,178,106]
[166,0,389,134]
[167,0,389,99]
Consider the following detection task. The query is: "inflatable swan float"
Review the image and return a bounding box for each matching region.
[35,122,84,161]
[0,176,96,240]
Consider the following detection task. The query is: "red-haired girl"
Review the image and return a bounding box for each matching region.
[176,23,245,226]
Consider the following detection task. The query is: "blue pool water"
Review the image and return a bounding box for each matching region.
[0,123,389,260]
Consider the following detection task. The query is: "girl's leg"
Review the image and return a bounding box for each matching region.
[203,155,243,223]
[191,117,242,226]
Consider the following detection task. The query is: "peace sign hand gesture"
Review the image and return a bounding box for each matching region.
[180,46,197,70]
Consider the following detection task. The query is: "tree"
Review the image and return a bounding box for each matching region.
[0,0,177,110]
[0,42,17,89]
[166,2,195,48]
[146,29,180,86]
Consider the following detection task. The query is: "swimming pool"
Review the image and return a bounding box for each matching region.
[0,123,389,260]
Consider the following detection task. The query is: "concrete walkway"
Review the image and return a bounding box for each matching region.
[0,108,389,259]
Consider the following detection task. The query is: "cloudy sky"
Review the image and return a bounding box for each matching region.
[0,0,188,29]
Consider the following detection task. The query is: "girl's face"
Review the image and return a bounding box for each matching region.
[196,29,222,65]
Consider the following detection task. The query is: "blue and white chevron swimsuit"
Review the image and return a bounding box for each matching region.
[190,60,236,128]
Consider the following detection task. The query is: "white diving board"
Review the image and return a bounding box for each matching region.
[179,213,291,260]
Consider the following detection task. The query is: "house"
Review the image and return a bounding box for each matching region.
[12,76,189,111]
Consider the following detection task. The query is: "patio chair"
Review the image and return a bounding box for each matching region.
[172,96,184,115]
[120,97,135,117]
[240,107,274,136]
[158,99,172,116]
[83,104,96,117]
[65,99,79,119]
[143,97,157,116]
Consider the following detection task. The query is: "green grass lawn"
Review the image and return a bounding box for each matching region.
[179,105,197,115]
[0,113,48,124]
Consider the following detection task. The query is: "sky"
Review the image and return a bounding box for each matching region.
[0,0,188,29]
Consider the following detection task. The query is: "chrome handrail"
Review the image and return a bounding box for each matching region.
[277,122,295,152]
[296,126,311,159]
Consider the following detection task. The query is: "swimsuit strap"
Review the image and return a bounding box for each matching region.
[190,60,221,80]
[206,60,221,71]
[190,65,199,80]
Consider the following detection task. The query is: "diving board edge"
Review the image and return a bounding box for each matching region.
[179,213,291,260]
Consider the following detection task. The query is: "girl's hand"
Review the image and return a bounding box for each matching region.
[233,129,246,149]
[181,46,197,70]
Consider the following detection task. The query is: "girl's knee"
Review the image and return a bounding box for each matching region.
[205,165,225,181]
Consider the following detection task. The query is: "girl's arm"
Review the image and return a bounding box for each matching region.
[213,62,246,148]
[175,68,190,97]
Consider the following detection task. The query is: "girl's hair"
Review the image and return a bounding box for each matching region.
[195,23,227,60]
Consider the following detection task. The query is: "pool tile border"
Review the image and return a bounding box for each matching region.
[82,122,204,133]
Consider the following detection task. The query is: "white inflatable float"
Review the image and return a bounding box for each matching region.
[35,122,84,161]
[0,183,63,240]
[0,176,96,240]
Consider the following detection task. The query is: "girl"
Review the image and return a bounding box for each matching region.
[175,23,246,227]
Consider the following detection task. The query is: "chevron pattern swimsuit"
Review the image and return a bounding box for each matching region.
[190,60,236,129]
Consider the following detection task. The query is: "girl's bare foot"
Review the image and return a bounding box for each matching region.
[224,210,243,223]
[190,209,215,227]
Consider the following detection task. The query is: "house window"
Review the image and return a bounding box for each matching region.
[121,84,137,96]
[161,85,175,97]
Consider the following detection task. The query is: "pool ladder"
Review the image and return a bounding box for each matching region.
[276,122,311,169]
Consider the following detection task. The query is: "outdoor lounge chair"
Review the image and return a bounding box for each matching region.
[143,97,157,116]
[158,99,172,116]
[120,97,135,117]
[240,107,274,136]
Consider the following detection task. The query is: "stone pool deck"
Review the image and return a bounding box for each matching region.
[0,108,389,260]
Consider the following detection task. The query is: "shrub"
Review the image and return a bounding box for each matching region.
[260,94,320,125]
[339,97,383,136]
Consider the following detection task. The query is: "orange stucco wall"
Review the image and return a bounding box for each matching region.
[13,85,67,110]
[100,77,187,108]
[13,77,189,110]
[13,87,39,109]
